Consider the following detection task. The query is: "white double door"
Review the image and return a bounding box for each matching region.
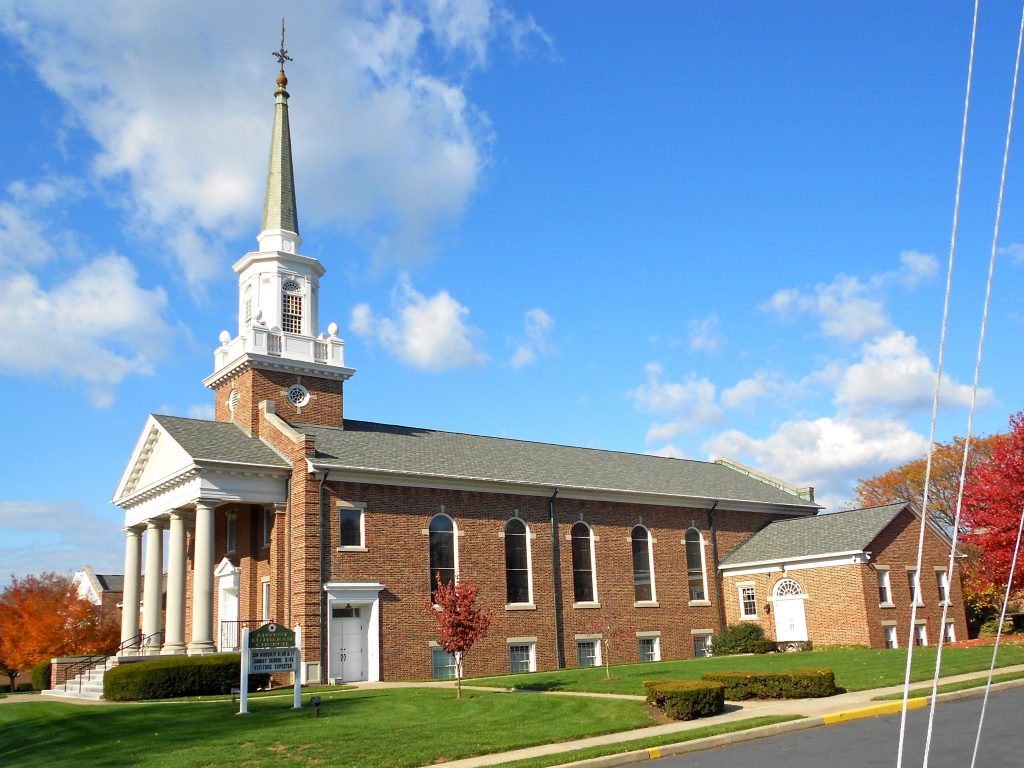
[773,596,808,642]
[329,612,368,682]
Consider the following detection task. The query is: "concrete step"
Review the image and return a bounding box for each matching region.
[41,688,104,701]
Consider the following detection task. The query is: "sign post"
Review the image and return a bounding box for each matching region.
[239,623,301,715]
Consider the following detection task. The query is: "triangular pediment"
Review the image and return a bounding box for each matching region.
[214,557,240,578]
[113,415,196,503]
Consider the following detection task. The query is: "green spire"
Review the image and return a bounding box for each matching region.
[262,27,299,237]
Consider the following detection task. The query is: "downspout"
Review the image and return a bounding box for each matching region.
[284,474,292,627]
[549,488,565,669]
[318,469,329,683]
[707,501,727,633]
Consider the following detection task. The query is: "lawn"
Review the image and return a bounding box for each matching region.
[872,670,1024,701]
[0,687,655,768]
[468,644,1024,696]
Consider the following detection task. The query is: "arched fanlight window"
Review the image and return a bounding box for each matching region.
[571,522,597,603]
[685,528,707,601]
[504,518,531,604]
[631,525,655,602]
[428,515,456,601]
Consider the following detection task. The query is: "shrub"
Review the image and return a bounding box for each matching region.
[647,680,725,720]
[979,618,1014,637]
[642,678,676,706]
[104,654,270,701]
[701,668,836,699]
[710,624,774,656]
[776,640,814,653]
[32,661,51,691]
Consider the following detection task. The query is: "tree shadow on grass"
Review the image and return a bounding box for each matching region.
[512,680,568,692]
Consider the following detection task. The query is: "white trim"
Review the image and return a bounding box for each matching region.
[630,524,657,603]
[337,501,366,549]
[738,584,758,619]
[428,513,459,590]
[503,516,534,606]
[323,581,385,683]
[684,527,709,602]
[720,549,869,573]
[570,521,599,604]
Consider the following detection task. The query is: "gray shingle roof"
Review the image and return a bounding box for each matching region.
[300,420,819,510]
[719,502,908,566]
[95,574,124,592]
[153,415,289,468]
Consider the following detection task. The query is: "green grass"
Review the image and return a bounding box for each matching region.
[872,670,1024,701]
[0,687,655,767]
[468,644,1024,696]
[496,715,804,768]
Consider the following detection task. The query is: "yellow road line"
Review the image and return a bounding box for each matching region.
[822,697,928,725]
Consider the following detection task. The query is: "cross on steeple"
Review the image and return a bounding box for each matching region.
[273,19,293,71]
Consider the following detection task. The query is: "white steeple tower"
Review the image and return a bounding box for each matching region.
[203,28,354,425]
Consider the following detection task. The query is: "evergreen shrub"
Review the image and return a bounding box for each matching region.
[104,654,270,701]
[32,661,52,691]
[710,624,775,655]
[701,668,836,699]
[645,680,725,720]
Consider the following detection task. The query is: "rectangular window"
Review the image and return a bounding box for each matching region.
[877,569,892,605]
[576,639,600,668]
[884,625,898,649]
[944,622,956,643]
[739,585,757,618]
[244,297,252,328]
[693,634,712,658]
[339,507,363,548]
[226,513,237,553]
[907,570,922,605]
[509,643,535,673]
[332,606,361,619]
[638,636,660,663]
[936,570,949,603]
[262,508,273,548]
[915,624,928,647]
[282,293,302,334]
[431,647,457,679]
[261,581,270,622]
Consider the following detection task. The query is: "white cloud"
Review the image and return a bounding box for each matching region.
[1001,243,1024,265]
[645,444,687,459]
[629,363,722,442]
[835,330,992,415]
[510,307,554,368]
[688,313,725,354]
[0,500,124,581]
[721,371,786,409]
[0,2,550,289]
[350,273,485,370]
[705,417,930,509]
[898,249,939,287]
[187,403,216,420]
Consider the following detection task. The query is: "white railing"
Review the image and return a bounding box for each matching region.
[267,333,282,356]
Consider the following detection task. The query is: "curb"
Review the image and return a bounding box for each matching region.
[821,697,928,725]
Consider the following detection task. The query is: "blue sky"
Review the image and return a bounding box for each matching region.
[1,2,1022,580]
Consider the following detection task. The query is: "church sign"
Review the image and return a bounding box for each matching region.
[239,623,303,714]
[249,623,296,650]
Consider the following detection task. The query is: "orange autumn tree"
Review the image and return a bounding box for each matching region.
[0,572,119,688]
[854,433,1005,530]
[426,576,492,699]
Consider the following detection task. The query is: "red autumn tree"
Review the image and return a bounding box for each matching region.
[0,572,120,689]
[962,412,1024,597]
[426,576,492,699]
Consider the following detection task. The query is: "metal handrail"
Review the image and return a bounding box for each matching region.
[63,631,161,692]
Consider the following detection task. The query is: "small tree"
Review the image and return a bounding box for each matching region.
[426,576,492,699]
[589,610,632,680]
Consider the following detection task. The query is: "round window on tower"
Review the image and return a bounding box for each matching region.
[228,389,240,413]
[282,278,301,292]
[287,383,310,407]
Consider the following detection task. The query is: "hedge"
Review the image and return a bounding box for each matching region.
[644,680,725,720]
[710,624,775,656]
[32,661,51,691]
[0,683,33,693]
[104,654,270,701]
[701,668,836,699]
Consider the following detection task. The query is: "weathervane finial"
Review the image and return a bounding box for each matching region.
[273,18,293,72]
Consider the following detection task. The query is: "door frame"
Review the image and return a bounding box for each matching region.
[771,578,808,642]
[323,582,385,683]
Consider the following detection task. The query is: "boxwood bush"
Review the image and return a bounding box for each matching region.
[104,654,270,701]
[32,661,51,691]
[644,680,725,720]
[710,624,775,656]
[701,668,836,699]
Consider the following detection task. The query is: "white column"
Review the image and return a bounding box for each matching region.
[120,526,142,654]
[188,499,217,655]
[141,520,164,654]
[162,512,187,655]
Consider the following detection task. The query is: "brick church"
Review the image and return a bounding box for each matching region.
[109,60,967,684]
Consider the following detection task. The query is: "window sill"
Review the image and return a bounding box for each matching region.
[505,603,536,611]
[688,599,712,607]
[337,546,368,552]
[572,601,601,609]
[879,602,895,609]
[634,600,660,608]
[740,614,759,621]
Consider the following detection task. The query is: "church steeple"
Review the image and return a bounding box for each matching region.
[260,23,299,245]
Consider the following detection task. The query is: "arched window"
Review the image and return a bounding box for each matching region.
[504,518,531,604]
[774,578,802,598]
[429,515,456,601]
[631,525,655,602]
[571,522,597,603]
[685,528,707,601]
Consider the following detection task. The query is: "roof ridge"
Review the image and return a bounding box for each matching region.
[302,418,721,467]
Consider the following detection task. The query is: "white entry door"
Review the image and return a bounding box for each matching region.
[772,579,808,642]
[329,608,367,682]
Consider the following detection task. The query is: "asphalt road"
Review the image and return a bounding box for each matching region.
[652,686,1024,768]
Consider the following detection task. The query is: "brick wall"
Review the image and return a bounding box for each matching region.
[213,367,343,430]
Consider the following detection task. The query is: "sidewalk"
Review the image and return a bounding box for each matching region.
[412,664,1024,768]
